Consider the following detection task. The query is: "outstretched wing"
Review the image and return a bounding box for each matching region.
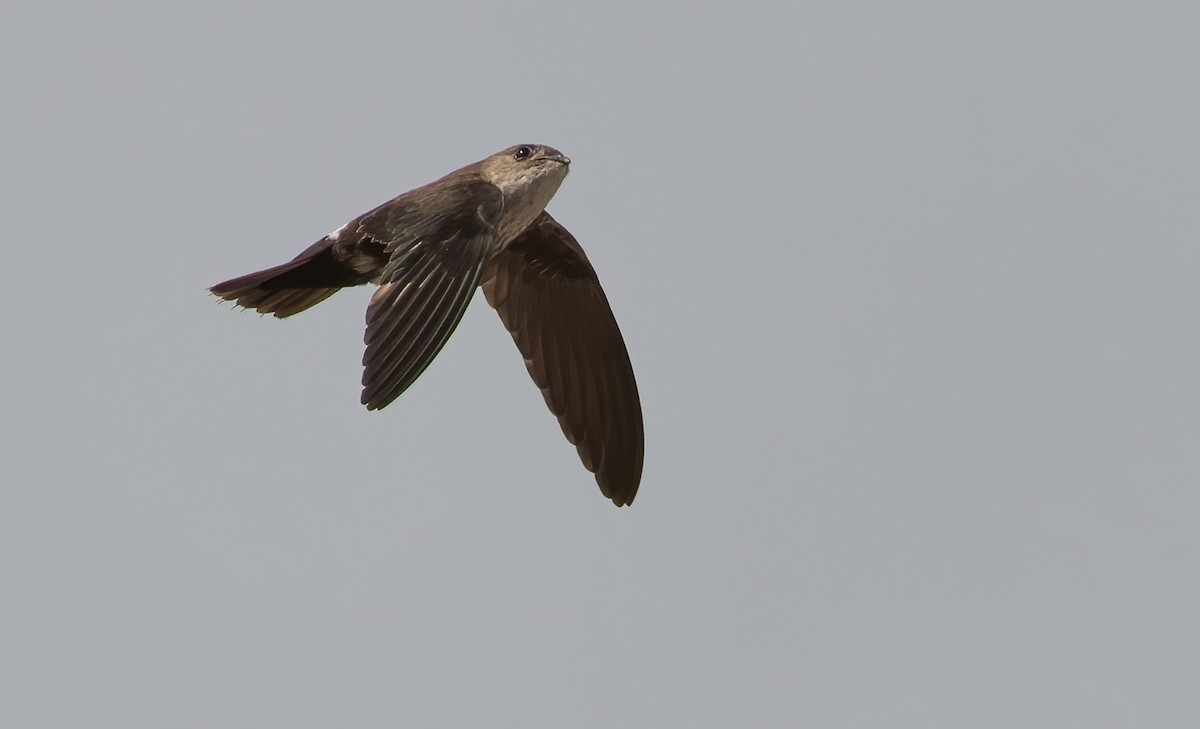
[360,178,504,410]
[482,212,644,506]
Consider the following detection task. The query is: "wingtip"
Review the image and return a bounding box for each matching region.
[601,479,639,508]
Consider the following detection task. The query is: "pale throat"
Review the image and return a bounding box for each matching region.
[496,172,565,243]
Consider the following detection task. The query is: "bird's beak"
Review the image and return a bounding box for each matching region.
[548,153,571,166]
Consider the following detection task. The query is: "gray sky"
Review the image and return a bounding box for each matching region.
[3,1,1198,727]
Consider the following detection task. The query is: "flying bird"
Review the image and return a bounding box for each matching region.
[210,144,643,506]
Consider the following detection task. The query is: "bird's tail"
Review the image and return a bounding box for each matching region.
[210,240,356,318]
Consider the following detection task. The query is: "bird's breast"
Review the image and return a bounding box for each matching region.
[495,197,548,246]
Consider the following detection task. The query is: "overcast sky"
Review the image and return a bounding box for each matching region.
[3,1,1198,727]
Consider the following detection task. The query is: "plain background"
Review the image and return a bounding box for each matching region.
[3,1,1198,727]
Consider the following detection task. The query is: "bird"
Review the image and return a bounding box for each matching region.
[210,144,643,506]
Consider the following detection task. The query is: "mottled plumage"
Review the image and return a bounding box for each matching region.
[211,145,643,506]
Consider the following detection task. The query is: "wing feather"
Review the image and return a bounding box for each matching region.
[361,234,493,410]
[482,212,643,506]
[359,179,503,410]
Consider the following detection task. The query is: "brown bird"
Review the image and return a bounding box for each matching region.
[210,144,643,506]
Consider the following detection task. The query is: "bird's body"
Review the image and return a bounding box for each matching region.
[211,145,643,506]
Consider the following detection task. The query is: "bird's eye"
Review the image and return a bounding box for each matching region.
[513,145,533,161]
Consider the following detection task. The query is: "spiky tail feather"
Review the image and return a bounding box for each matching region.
[211,242,349,318]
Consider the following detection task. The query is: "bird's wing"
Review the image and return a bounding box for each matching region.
[359,178,504,410]
[481,212,644,506]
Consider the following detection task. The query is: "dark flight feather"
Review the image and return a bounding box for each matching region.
[361,231,494,409]
[358,177,505,409]
[482,212,644,506]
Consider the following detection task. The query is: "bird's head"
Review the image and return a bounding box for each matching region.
[481,144,571,207]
